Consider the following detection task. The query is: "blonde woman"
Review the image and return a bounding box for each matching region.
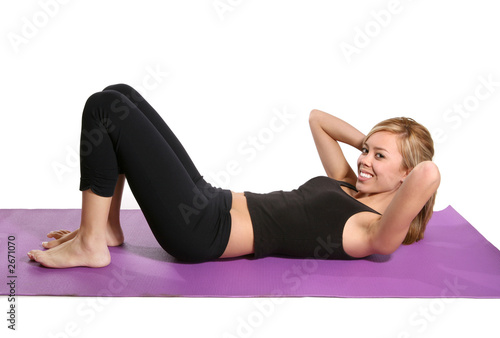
[28,84,440,268]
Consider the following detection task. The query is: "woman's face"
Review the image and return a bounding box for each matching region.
[356,131,409,195]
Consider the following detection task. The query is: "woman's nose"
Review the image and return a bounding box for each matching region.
[360,154,372,167]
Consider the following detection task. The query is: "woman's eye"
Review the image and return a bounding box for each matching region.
[361,148,368,154]
[375,153,384,158]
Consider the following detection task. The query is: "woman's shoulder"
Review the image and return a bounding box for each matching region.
[298,176,340,190]
[301,175,347,185]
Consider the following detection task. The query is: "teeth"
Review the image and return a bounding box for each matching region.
[360,172,373,178]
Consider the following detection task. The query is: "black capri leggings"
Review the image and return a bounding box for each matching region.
[79,84,232,262]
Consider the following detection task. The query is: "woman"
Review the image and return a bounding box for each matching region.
[27,84,440,268]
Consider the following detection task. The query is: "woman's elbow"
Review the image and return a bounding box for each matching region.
[374,245,397,256]
[309,109,321,125]
[414,161,441,189]
[370,237,400,256]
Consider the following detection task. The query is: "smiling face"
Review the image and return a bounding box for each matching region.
[356,131,409,195]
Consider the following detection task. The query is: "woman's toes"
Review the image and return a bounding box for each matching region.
[47,230,59,238]
[42,241,54,249]
[44,238,67,249]
[27,250,39,261]
[44,230,77,248]
[47,230,71,239]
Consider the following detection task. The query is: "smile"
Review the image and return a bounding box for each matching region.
[359,171,373,179]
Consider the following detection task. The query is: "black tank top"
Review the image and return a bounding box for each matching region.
[244,176,381,260]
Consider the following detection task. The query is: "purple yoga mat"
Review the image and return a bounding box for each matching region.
[1,206,499,298]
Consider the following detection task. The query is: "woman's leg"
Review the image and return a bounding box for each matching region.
[42,83,199,249]
[98,84,221,242]
[42,173,125,249]
[43,83,211,249]
[29,87,232,268]
[28,189,112,268]
[101,83,206,184]
[106,173,125,245]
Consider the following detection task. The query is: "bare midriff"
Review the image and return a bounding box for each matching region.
[220,192,255,258]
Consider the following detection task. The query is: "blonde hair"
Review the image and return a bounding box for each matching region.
[365,117,436,245]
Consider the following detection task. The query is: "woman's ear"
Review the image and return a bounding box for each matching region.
[400,167,412,183]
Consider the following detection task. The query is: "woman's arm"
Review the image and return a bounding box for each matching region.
[309,109,365,185]
[368,161,441,255]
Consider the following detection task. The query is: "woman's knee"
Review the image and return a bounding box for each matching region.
[103,83,133,94]
[102,83,144,103]
[84,90,121,109]
[82,90,133,122]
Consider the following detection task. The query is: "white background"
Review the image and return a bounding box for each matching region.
[1,0,499,337]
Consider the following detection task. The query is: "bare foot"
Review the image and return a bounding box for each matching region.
[43,221,124,249]
[43,229,77,249]
[28,234,110,268]
[48,229,73,239]
[105,220,124,247]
